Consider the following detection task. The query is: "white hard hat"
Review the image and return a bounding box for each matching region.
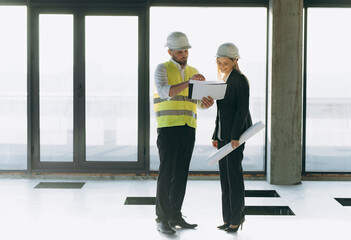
[165,31,192,50]
[215,43,240,59]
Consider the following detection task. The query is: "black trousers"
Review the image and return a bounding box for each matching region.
[155,125,195,222]
[218,140,245,225]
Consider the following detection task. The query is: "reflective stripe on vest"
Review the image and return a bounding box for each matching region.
[153,95,197,104]
[154,109,197,119]
[153,60,198,128]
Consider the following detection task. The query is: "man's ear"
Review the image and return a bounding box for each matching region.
[168,49,172,56]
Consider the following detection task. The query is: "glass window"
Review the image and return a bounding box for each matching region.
[306,8,351,172]
[39,14,74,162]
[150,7,267,171]
[0,6,27,170]
[85,16,138,162]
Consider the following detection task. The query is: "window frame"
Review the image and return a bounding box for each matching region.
[1,0,268,175]
[303,1,351,175]
[29,6,149,173]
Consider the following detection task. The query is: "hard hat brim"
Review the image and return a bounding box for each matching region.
[215,54,240,59]
[165,44,192,50]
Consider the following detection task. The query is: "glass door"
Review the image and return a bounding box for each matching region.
[85,16,138,163]
[39,14,74,163]
[31,8,147,172]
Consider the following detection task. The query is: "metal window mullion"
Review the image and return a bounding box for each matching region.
[302,7,308,175]
[75,11,84,168]
[30,8,40,171]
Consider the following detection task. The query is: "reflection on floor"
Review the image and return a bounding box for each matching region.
[1,178,351,240]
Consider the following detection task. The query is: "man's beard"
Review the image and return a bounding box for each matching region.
[173,57,187,66]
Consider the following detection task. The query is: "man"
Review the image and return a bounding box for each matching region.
[153,31,214,235]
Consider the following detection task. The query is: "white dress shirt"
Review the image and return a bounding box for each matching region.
[217,70,232,140]
[154,59,204,108]
[154,59,198,99]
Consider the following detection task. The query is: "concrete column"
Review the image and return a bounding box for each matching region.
[267,0,303,184]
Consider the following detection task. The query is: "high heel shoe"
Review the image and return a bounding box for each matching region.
[224,218,245,232]
[217,222,230,230]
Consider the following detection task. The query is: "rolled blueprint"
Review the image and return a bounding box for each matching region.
[207,121,265,166]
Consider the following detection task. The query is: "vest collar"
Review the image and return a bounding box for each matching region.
[170,59,187,70]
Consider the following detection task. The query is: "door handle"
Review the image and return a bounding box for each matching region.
[78,84,82,97]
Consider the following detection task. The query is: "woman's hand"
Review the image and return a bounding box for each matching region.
[212,140,218,148]
[191,74,205,81]
[201,96,214,109]
[231,140,240,149]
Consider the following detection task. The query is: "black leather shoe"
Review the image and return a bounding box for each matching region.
[169,217,198,229]
[217,223,230,230]
[156,221,176,234]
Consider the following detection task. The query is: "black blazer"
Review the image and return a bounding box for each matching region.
[212,69,252,141]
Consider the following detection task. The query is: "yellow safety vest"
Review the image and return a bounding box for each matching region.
[153,60,198,129]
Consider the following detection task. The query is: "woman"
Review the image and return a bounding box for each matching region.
[211,43,252,232]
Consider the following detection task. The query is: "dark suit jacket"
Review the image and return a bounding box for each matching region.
[212,69,253,141]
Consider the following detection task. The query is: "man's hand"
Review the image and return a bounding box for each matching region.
[191,74,205,81]
[201,96,214,109]
[212,140,218,149]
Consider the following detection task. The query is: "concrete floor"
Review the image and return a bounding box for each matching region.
[1,178,351,240]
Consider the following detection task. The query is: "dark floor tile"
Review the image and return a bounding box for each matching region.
[34,182,85,189]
